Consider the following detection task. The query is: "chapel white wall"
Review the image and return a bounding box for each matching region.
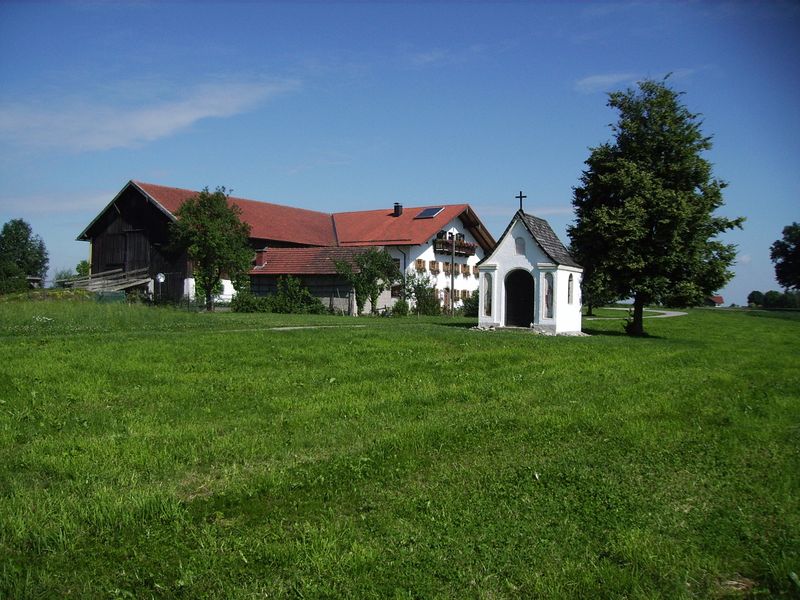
[478,217,583,333]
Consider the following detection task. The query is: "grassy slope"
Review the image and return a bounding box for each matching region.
[1,303,798,598]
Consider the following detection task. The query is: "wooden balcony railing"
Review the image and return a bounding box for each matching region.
[433,239,477,257]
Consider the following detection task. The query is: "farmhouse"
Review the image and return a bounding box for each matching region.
[478,209,583,333]
[78,181,496,311]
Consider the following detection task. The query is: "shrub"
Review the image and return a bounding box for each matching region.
[231,290,269,313]
[462,289,479,317]
[267,276,326,314]
[392,298,409,317]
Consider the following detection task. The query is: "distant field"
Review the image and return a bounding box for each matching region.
[1,301,798,598]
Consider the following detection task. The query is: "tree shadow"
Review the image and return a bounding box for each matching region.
[434,321,478,329]
[581,326,665,339]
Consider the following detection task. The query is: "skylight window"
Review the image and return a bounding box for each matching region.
[415,207,444,219]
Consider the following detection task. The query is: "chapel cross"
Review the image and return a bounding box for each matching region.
[516,190,527,212]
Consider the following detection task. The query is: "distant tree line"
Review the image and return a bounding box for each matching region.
[747,289,800,309]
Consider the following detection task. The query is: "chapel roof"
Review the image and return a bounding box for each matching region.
[518,211,582,268]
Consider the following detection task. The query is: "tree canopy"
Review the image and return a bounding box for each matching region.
[770,222,800,291]
[171,187,252,311]
[0,218,49,294]
[335,247,400,315]
[568,78,743,335]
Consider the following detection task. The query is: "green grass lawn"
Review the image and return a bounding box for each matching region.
[1,301,798,598]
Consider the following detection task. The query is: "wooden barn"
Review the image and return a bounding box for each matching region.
[78,180,496,308]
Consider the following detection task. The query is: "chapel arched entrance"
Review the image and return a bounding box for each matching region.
[504,269,535,327]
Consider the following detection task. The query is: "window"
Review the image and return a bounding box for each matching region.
[415,207,444,219]
[415,259,426,272]
[484,273,493,317]
[462,289,470,300]
[429,260,440,274]
[568,274,574,304]
[515,237,526,255]
[544,272,554,318]
[461,264,470,276]
[473,265,479,277]
[443,262,451,275]
[393,258,401,271]
[391,284,403,298]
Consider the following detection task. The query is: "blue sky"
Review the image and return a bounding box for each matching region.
[1,1,798,304]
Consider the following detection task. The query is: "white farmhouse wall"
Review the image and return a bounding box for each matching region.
[183,277,236,303]
[371,219,485,313]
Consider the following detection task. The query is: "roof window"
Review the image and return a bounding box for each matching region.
[415,207,444,219]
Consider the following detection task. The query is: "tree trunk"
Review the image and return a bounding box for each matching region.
[205,288,214,312]
[587,302,595,317]
[628,294,646,336]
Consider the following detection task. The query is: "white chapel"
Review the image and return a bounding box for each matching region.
[478,206,583,334]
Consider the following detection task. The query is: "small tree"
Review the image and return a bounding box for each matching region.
[53,268,75,288]
[747,290,764,307]
[76,260,91,277]
[569,78,743,335]
[404,271,441,316]
[335,248,400,315]
[171,187,252,311]
[0,219,49,293]
[770,222,800,291]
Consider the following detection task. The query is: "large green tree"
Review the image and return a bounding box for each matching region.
[0,219,49,293]
[171,187,252,311]
[569,78,743,335]
[335,247,400,315]
[770,222,800,291]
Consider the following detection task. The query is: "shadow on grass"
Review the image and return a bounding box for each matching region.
[745,310,800,322]
[581,327,665,339]
[434,321,478,329]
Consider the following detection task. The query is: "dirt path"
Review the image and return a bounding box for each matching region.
[584,308,688,321]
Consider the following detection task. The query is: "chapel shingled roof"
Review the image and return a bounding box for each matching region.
[492,210,580,268]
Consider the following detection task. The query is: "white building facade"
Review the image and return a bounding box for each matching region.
[382,217,486,310]
[478,210,583,333]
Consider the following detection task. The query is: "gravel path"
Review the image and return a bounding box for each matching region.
[584,307,688,321]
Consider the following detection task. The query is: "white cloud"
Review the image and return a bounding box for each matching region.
[574,68,700,94]
[574,72,640,94]
[737,254,752,266]
[0,79,299,152]
[0,190,113,216]
[402,44,488,69]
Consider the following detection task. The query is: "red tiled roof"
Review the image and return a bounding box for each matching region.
[250,246,367,275]
[333,205,470,246]
[710,295,724,305]
[134,181,337,247]
[79,181,494,251]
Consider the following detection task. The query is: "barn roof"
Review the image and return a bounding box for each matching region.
[250,247,368,275]
[78,181,496,251]
[333,204,495,251]
[134,181,337,247]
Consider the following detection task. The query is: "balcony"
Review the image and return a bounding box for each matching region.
[433,238,477,257]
